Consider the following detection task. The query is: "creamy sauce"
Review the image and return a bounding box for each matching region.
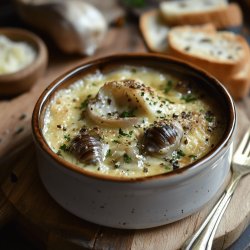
[43,66,225,178]
[0,35,36,74]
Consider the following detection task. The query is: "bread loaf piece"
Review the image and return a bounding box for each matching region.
[222,60,250,99]
[139,10,170,53]
[167,25,250,80]
[160,1,242,29]
[167,25,250,99]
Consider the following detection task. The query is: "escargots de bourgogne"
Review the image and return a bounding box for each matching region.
[43,65,225,178]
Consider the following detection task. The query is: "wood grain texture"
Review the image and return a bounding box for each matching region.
[1,23,250,250]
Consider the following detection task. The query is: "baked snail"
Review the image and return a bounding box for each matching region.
[69,128,103,165]
[142,121,183,155]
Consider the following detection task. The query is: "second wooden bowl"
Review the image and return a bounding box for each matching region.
[0,28,48,96]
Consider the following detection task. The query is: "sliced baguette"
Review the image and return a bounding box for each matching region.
[160,1,242,29]
[167,25,250,80]
[139,10,170,53]
[222,60,250,100]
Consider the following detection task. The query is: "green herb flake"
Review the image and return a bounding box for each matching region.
[106,149,111,158]
[181,93,197,103]
[120,109,136,118]
[112,139,120,144]
[64,134,71,142]
[59,144,68,152]
[118,128,133,138]
[172,150,185,160]
[123,153,132,164]
[189,154,197,160]
[205,112,214,122]
[177,150,185,158]
[80,95,92,109]
[119,128,128,136]
[164,80,173,94]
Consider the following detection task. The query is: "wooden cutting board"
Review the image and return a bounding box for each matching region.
[1,24,250,250]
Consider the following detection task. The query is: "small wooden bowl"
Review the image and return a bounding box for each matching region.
[0,28,48,96]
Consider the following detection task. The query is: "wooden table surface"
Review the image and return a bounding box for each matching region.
[1,1,250,250]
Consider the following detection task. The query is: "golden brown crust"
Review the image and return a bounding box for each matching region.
[167,25,250,81]
[214,3,243,29]
[221,62,250,100]
[167,24,250,99]
[160,3,242,29]
[139,9,169,53]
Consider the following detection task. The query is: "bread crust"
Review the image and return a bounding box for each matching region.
[221,60,250,100]
[167,25,250,80]
[139,10,169,53]
[160,3,242,29]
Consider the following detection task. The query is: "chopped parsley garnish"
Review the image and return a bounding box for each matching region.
[64,134,71,142]
[80,94,92,109]
[118,128,133,137]
[164,80,173,93]
[181,93,197,103]
[59,144,68,152]
[123,153,132,164]
[141,92,145,96]
[119,128,128,136]
[120,109,136,118]
[106,149,111,157]
[177,150,185,158]
[189,154,197,160]
[112,139,120,144]
[172,150,185,160]
[205,111,214,122]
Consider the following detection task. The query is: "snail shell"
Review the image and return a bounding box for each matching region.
[69,129,103,165]
[142,121,183,155]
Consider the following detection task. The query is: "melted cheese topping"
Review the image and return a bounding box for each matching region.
[43,66,225,178]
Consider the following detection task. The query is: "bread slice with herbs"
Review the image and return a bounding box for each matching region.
[167,25,250,81]
[139,9,170,53]
[159,1,242,29]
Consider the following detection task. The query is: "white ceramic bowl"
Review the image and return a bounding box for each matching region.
[32,54,236,229]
